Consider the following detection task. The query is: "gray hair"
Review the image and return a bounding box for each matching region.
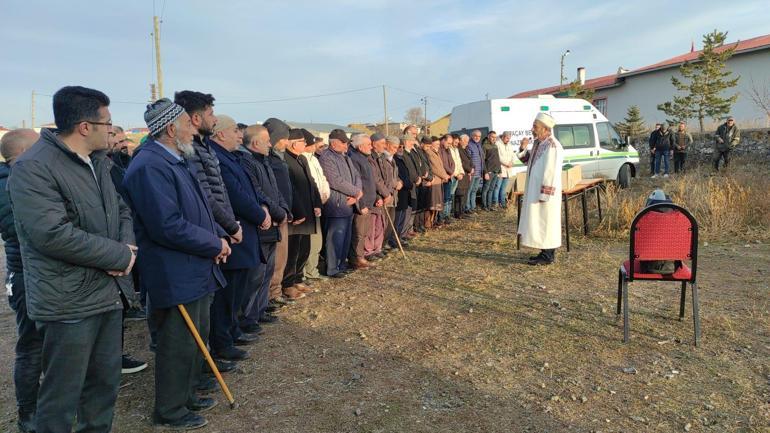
[1,128,38,161]
[501,131,512,138]
[385,135,400,145]
[350,133,370,148]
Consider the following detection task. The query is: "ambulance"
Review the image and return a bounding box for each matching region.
[448,96,639,187]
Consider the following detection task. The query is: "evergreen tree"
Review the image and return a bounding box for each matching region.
[614,105,646,145]
[658,30,740,132]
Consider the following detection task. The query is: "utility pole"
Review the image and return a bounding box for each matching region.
[421,97,428,135]
[153,16,164,99]
[31,90,36,129]
[382,85,388,136]
[150,83,158,102]
[560,49,571,90]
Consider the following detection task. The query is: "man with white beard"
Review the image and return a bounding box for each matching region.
[123,98,231,429]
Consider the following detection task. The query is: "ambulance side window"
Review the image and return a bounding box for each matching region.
[554,124,594,149]
[597,122,623,150]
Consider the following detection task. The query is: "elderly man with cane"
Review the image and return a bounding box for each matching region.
[123,98,232,430]
[517,113,564,266]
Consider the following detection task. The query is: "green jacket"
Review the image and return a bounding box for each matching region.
[9,129,136,322]
[715,123,740,151]
[673,131,693,153]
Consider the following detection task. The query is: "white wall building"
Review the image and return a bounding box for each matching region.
[512,34,770,130]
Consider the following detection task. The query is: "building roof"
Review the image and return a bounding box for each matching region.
[511,33,770,98]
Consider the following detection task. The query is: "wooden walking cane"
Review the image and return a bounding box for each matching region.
[384,208,407,259]
[177,304,236,409]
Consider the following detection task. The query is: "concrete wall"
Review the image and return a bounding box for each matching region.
[595,49,770,131]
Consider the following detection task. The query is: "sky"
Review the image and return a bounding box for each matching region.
[1,0,769,129]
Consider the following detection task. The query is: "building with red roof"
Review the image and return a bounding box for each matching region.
[511,34,770,129]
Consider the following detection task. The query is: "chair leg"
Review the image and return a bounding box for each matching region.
[616,270,623,315]
[679,281,687,320]
[692,282,701,347]
[622,280,630,343]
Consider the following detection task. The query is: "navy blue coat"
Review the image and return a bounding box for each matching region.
[267,149,293,219]
[211,141,268,270]
[123,140,225,309]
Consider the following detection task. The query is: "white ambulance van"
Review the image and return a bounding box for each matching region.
[448,96,639,187]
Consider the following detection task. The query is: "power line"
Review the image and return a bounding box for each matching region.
[216,85,382,105]
[387,85,457,104]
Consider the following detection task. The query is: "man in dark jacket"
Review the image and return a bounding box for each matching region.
[456,134,474,218]
[263,118,295,303]
[466,129,485,212]
[1,128,40,433]
[318,129,362,277]
[651,123,674,178]
[210,115,270,361]
[673,121,693,173]
[647,123,662,175]
[283,129,322,295]
[348,134,377,269]
[9,86,137,433]
[394,136,419,245]
[123,98,230,430]
[174,91,243,245]
[238,125,289,332]
[481,131,501,210]
[714,116,740,171]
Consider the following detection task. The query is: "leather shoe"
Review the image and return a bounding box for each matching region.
[153,412,207,430]
[234,333,260,346]
[214,346,249,361]
[195,376,218,394]
[258,313,279,324]
[294,283,313,294]
[527,256,554,266]
[353,258,372,270]
[240,323,264,334]
[283,286,305,301]
[187,396,218,413]
[203,358,237,376]
[330,272,346,279]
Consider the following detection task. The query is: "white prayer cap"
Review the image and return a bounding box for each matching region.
[534,112,556,129]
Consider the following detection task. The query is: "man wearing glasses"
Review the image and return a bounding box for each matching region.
[9,86,137,433]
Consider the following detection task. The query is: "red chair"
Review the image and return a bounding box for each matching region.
[617,203,701,346]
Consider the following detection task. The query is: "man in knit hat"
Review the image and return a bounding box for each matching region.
[262,118,295,305]
[123,98,231,429]
[517,112,564,265]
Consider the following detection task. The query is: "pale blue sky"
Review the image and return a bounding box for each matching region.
[1,0,768,128]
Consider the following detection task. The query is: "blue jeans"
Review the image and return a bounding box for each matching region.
[324,216,353,276]
[481,174,500,208]
[496,177,510,207]
[654,150,670,175]
[8,272,42,416]
[466,176,481,211]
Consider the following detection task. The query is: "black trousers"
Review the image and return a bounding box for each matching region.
[673,152,686,173]
[153,294,211,421]
[541,249,556,262]
[649,151,656,174]
[211,269,251,353]
[241,242,277,327]
[7,272,42,416]
[283,234,310,287]
[36,309,122,433]
[713,149,731,170]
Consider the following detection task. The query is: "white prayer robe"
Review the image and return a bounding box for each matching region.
[517,135,564,249]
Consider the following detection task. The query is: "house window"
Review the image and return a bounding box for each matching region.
[593,98,608,116]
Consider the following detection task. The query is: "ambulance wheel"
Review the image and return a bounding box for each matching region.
[617,164,631,189]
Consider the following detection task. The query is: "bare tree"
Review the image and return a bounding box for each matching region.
[404,107,425,126]
[746,76,770,126]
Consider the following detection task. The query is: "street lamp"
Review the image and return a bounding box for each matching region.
[560,49,571,90]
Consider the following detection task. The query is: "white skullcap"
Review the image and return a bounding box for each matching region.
[535,112,556,129]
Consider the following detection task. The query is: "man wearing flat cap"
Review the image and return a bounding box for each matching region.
[517,112,564,266]
[123,98,231,429]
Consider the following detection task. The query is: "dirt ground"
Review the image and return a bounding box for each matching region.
[0,200,768,432]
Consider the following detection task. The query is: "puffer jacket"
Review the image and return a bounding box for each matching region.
[187,135,240,235]
[0,163,22,275]
[9,129,136,321]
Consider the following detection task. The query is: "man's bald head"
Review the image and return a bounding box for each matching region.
[1,129,38,163]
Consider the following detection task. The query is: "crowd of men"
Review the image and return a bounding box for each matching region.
[646,117,740,176]
[0,86,564,432]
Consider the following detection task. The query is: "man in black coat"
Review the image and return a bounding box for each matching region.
[283,129,322,297]
[647,123,662,175]
[238,125,289,331]
[347,134,377,270]
[0,128,40,433]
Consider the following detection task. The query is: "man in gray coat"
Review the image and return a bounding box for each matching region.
[714,116,740,171]
[9,86,137,433]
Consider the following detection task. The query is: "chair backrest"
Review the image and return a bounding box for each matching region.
[629,203,698,280]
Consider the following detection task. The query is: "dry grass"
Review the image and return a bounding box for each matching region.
[595,159,770,242]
